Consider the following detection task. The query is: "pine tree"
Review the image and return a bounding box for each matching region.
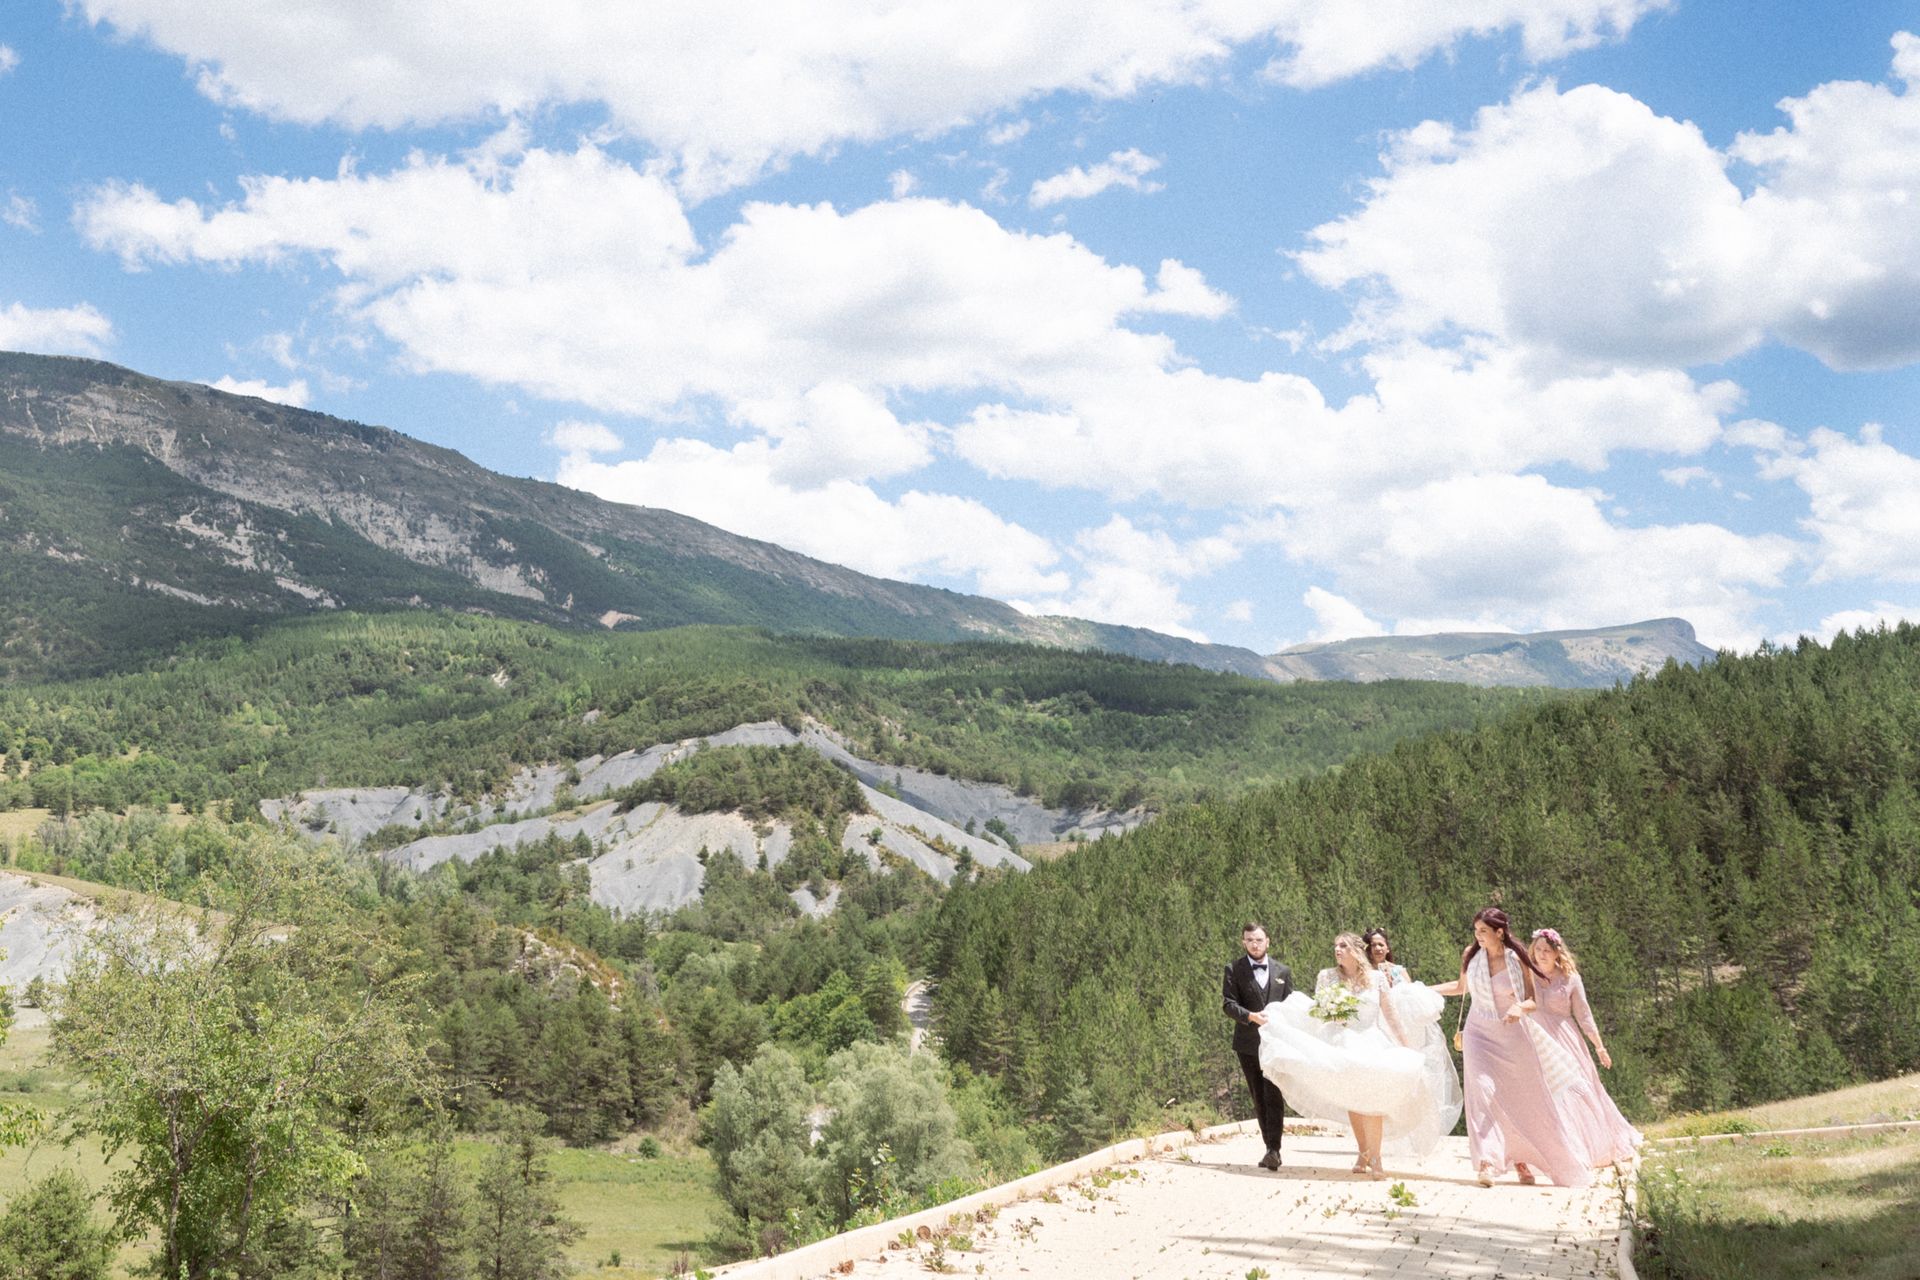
[468,1111,582,1280]
[0,1171,115,1280]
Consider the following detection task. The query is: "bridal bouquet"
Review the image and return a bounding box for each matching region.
[1309,984,1361,1024]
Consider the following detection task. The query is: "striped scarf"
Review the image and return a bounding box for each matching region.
[1468,949,1583,1096]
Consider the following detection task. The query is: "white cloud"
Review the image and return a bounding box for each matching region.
[3,194,38,232]
[555,437,1067,600]
[1263,0,1666,89]
[986,119,1032,146]
[1757,424,1920,583]
[887,169,918,198]
[953,341,1732,509]
[1222,598,1254,623]
[210,374,310,406]
[79,145,696,287]
[1810,601,1920,641]
[1301,587,1380,642]
[1030,148,1164,207]
[1278,472,1795,647]
[259,330,297,369]
[0,301,114,355]
[0,45,17,76]
[78,148,1224,425]
[1659,465,1720,488]
[1300,35,1920,371]
[733,382,935,486]
[546,419,624,455]
[1018,516,1241,639]
[72,0,1663,195]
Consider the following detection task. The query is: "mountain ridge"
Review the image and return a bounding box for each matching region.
[0,350,1712,686]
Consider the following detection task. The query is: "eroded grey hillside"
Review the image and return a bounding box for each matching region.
[0,871,94,988]
[266,719,1139,915]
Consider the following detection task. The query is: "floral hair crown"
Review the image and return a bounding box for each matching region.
[1532,927,1564,946]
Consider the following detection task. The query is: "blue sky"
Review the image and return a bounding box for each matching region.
[5,0,1920,652]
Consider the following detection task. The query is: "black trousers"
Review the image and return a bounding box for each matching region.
[1236,1050,1284,1154]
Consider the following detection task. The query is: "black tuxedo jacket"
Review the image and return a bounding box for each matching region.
[1223,954,1293,1057]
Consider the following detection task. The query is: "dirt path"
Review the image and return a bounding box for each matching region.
[901,979,933,1054]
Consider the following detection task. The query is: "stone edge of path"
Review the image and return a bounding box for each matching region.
[1647,1117,1920,1145]
[708,1118,1263,1280]
[1616,1159,1641,1280]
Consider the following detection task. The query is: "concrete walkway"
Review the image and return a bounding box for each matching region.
[804,1130,1625,1279]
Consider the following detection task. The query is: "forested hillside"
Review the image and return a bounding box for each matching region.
[0,613,1543,818]
[0,610,1560,1270]
[931,625,1920,1136]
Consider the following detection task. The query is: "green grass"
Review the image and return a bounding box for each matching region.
[538,1144,721,1277]
[1637,1075,1920,1280]
[0,808,53,842]
[1647,1073,1920,1138]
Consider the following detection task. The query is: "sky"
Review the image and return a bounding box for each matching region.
[4,0,1920,654]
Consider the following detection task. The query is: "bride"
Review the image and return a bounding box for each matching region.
[1257,932,1458,1174]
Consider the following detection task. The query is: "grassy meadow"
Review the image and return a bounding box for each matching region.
[1637,1073,1920,1280]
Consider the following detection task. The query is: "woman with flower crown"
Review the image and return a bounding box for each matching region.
[1528,926,1642,1166]
[1255,932,1452,1177]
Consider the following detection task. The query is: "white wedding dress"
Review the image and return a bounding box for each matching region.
[1256,966,1463,1156]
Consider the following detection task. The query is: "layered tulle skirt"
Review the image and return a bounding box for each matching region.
[1256,984,1462,1156]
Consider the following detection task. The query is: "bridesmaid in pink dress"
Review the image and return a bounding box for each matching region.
[1441,907,1594,1188]
[1529,928,1642,1166]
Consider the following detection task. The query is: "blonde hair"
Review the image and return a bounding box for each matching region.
[1333,932,1369,989]
[1531,929,1579,976]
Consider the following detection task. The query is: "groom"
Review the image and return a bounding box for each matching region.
[1222,920,1292,1169]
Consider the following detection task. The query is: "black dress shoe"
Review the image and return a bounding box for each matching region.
[1258,1149,1281,1170]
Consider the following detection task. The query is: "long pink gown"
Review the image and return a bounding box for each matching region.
[1461,950,1594,1187]
[1534,972,1642,1165]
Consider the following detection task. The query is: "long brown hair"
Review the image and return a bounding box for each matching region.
[1463,907,1548,980]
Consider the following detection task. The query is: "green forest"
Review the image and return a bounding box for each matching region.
[0,611,1541,816]
[6,614,1920,1278]
[931,624,1920,1138]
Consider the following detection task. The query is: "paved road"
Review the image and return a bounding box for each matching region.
[814,1130,1625,1279]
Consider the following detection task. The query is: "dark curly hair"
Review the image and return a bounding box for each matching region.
[1360,926,1396,966]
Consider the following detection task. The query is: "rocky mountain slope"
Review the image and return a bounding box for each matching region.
[0,351,1713,687]
[1270,617,1715,686]
[267,718,1136,915]
[0,871,98,989]
[0,351,1266,678]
